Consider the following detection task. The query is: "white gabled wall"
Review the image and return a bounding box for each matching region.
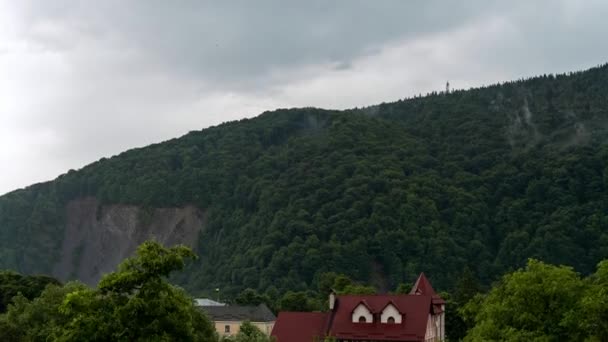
[425,314,435,340]
[380,304,402,323]
[440,305,446,341]
[352,304,373,323]
[424,312,446,342]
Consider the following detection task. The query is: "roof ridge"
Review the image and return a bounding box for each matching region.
[340,294,390,296]
[409,272,438,296]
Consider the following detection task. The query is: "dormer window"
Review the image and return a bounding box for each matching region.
[352,302,373,323]
[381,303,403,324]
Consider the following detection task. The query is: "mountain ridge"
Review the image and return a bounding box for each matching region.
[1,63,608,298]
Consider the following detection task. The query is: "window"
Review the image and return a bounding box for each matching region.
[380,303,402,324]
[224,325,230,333]
[352,302,374,323]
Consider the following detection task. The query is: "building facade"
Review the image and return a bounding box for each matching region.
[272,273,445,342]
[199,303,276,337]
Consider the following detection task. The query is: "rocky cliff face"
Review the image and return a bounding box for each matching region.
[52,198,205,284]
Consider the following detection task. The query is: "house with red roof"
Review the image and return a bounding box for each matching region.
[271,273,445,342]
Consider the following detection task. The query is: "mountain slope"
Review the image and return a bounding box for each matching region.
[1,64,608,297]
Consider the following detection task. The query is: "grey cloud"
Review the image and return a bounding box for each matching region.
[2,1,608,195]
[15,1,509,88]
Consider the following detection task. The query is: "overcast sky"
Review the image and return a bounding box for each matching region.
[1,1,607,195]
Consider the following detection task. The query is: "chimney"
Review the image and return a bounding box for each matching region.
[329,291,336,311]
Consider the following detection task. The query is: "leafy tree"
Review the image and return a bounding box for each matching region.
[278,291,314,312]
[0,282,86,341]
[316,272,339,295]
[446,267,483,341]
[0,271,61,313]
[393,283,410,294]
[332,275,353,293]
[453,267,483,306]
[339,284,375,295]
[235,288,271,307]
[1,241,218,342]
[56,241,217,341]
[463,259,585,341]
[563,260,608,341]
[221,321,275,342]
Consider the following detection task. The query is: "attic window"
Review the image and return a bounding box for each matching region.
[381,303,403,324]
[352,302,373,323]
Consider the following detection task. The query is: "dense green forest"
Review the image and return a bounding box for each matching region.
[2,242,606,341]
[0,271,60,313]
[1,63,608,304]
[0,242,226,341]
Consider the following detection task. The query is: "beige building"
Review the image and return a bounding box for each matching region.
[200,303,276,337]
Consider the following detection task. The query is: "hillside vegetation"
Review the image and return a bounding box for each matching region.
[0,242,218,342]
[1,64,608,299]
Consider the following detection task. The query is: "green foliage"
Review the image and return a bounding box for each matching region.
[0,271,61,313]
[393,283,410,294]
[446,267,483,341]
[2,64,608,302]
[339,284,375,295]
[235,288,271,307]
[221,321,275,342]
[584,261,608,340]
[278,291,316,312]
[331,275,353,293]
[462,259,608,341]
[0,282,86,341]
[0,241,217,342]
[319,273,375,295]
[562,260,608,341]
[58,241,215,341]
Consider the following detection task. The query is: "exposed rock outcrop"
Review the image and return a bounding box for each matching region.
[52,197,205,284]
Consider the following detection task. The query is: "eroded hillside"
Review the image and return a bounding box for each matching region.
[52,198,205,284]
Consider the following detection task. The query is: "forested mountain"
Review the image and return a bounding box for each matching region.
[1,63,608,300]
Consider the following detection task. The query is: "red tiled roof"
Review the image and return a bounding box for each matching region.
[350,299,372,313]
[329,294,432,341]
[411,273,446,307]
[271,312,330,342]
[272,273,444,342]
[410,272,436,296]
[381,300,404,314]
